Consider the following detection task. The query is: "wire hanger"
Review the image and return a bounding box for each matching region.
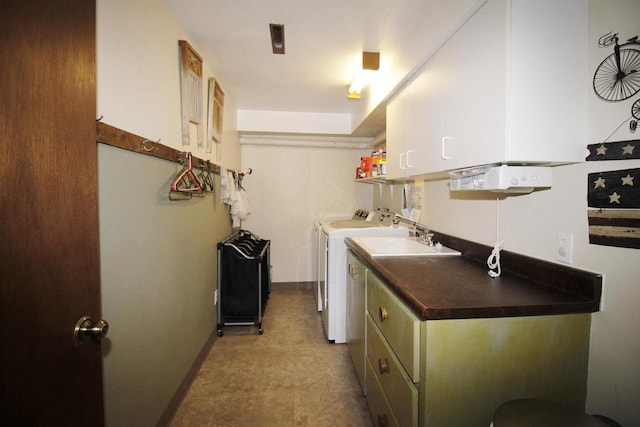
[198,160,215,192]
[169,152,204,200]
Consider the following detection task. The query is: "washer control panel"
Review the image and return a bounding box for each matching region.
[352,209,371,220]
[351,209,396,226]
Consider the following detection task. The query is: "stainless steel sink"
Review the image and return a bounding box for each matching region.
[352,236,461,257]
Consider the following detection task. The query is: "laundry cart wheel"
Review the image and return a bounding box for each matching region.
[217,329,224,337]
[258,325,264,335]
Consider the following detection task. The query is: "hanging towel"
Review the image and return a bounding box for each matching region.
[220,166,232,205]
[230,184,251,227]
[220,167,251,227]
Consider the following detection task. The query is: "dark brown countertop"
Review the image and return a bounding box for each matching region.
[345,233,602,321]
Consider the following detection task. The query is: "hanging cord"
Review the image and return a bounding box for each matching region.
[602,114,633,142]
[487,196,504,278]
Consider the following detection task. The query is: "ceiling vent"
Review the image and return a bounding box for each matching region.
[269,23,285,54]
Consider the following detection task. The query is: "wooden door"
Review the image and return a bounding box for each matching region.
[0,1,103,425]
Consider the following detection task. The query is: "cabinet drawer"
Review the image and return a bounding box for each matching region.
[365,357,399,427]
[367,315,418,427]
[367,272,420,381]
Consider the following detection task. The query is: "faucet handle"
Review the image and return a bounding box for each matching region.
[418,230,434,246]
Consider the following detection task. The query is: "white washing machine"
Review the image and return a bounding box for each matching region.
[316,209,408,343]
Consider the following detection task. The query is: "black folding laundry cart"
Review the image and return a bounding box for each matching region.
[216,230,270,336]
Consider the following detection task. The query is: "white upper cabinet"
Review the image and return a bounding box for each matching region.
[386,0,588,180]
[387,59,445,179]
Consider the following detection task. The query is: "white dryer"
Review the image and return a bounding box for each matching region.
[316,209,408,343]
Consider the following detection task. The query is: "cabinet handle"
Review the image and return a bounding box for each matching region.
[399,152,406,170]
[378,357,389,374]
[442,136,452,160]
[406,150,415,168]
[379,306,388,322]
[349,264,359,279]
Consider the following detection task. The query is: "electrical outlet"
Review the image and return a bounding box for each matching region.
[556,232,574,264]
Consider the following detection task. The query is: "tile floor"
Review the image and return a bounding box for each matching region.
[170,287,374,427]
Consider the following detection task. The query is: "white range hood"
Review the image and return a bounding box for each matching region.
[449,165,552,194]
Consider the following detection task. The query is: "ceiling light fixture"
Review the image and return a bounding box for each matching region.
[269,23,285,54]
[347,51,380,99]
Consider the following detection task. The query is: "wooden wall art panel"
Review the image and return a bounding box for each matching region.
[588,168,640,208]
[587,167,640,249]
[588,209,640,249]
[586,139,640,161]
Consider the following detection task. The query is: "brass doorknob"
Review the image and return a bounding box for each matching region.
[74,316,109,344]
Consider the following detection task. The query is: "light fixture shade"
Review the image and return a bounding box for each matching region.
[347,52,379,99]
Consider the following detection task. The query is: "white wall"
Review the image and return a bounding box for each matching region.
[97,0,241,169]
[241,140,372,282]
[97,0,240,425]
[376,1,640,424]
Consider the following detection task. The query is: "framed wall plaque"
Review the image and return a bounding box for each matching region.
[178,40,203,147]
[207,77,224,153]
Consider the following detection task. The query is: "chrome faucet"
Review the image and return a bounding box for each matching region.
[392,213,434,246]
[418,229,435,246]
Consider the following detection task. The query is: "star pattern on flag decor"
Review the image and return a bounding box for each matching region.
[609,192,621,204]
[622,144,635,155]
[588,168,640,208]
[594,176,606,189]
[586,139,640,161]
[596,144,608,155]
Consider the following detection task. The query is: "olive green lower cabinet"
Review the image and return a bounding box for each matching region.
[346,250,367,394]
[364,271,590,427]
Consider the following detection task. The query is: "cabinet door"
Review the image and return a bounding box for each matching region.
[385,90,409,179]
[346,250,366,394]
[419,314,590,426]
[440,0,507,171]
[438,0,586,169]
[387,64,444,179]
[507,0,588,163]
[405,65,444,177]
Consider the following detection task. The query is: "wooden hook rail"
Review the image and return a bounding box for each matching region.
[96,121,222,175]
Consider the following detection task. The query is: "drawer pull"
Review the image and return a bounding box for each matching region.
[379,306,388,322]
[378,357,389,374]
[378,414,388,427]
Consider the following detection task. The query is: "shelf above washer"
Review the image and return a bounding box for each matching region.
[355,176,393,185]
